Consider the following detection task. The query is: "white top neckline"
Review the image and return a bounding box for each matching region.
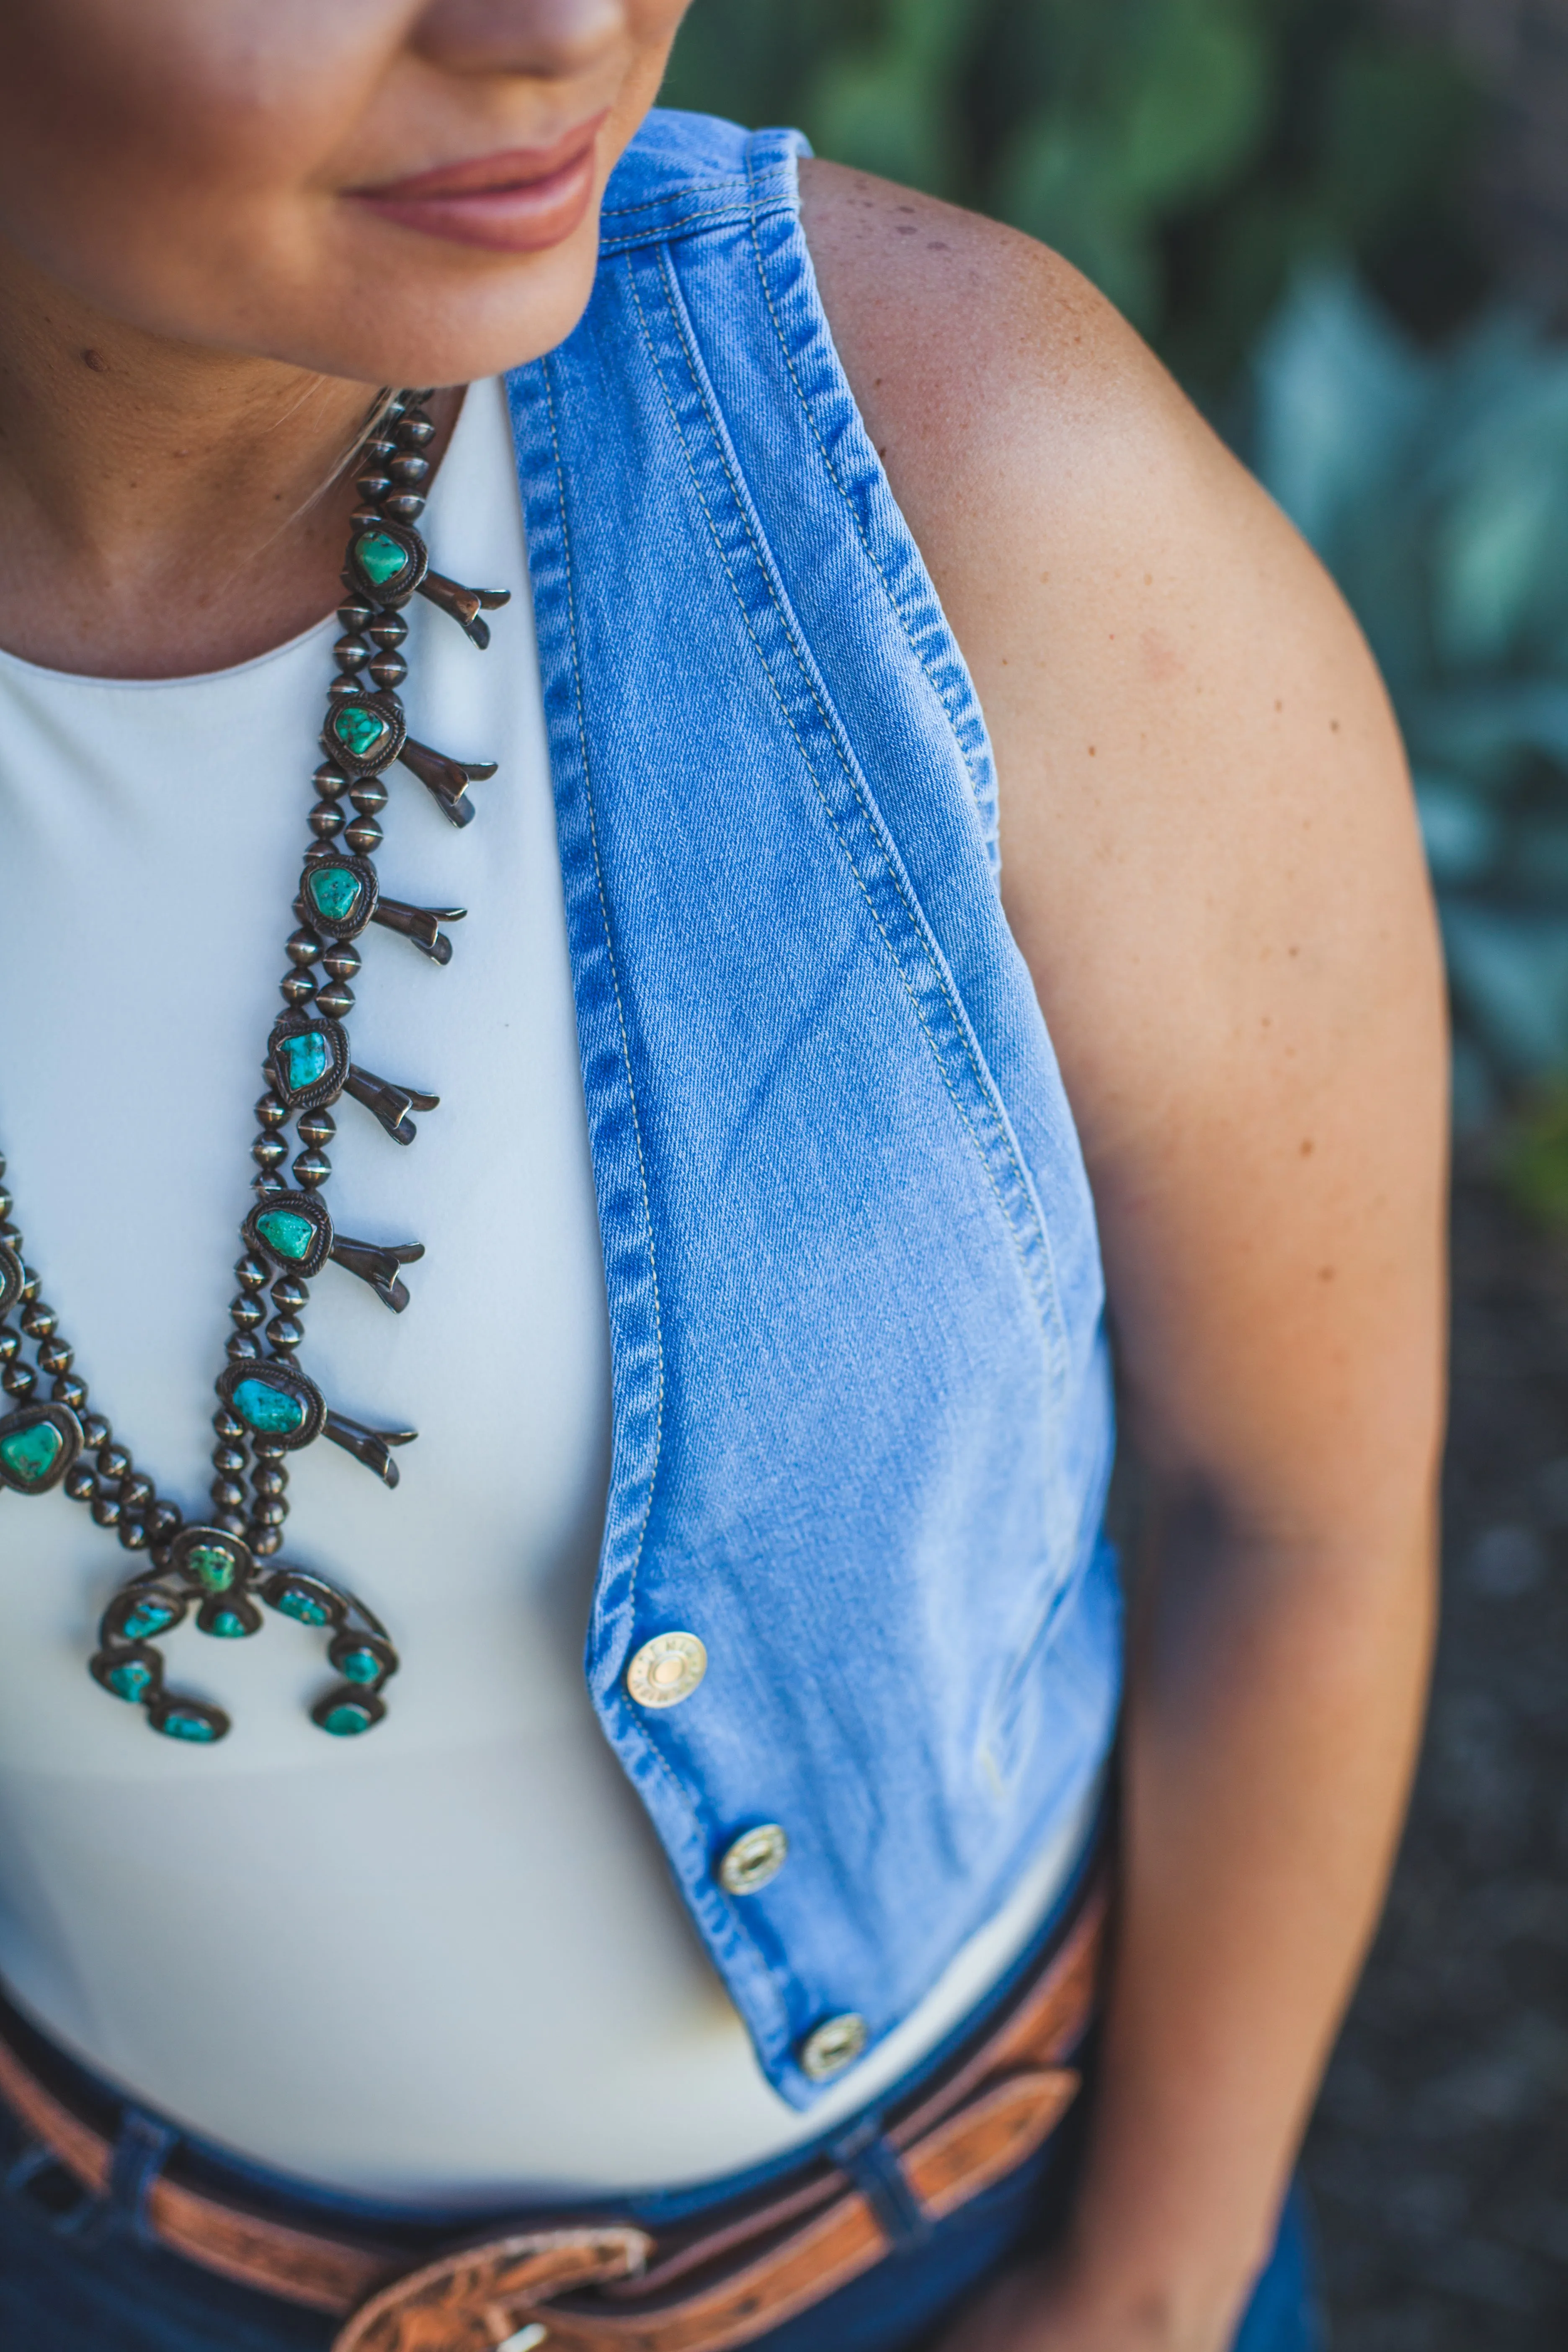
[0,606,338,692]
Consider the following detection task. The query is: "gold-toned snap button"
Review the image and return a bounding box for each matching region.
[799,2013,868,2083]
[625,1631,707,1709]
[717,1823,789,1896]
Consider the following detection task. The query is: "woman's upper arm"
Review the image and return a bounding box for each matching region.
[801,159,1448,1546]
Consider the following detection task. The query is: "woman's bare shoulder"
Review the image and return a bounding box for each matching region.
[797,156,1157,496]
[797,155,1433,1140]
[799,159,1447,1498]
[794,156,1400,899]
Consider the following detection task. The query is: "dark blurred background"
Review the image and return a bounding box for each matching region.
[663,5,1568,2343]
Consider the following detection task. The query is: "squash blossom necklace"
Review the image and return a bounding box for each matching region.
[0,389,508,1746]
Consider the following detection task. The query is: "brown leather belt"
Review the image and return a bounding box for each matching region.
[0,1878,1104,2352]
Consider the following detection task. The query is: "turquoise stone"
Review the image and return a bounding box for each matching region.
[332,704,391,762]
[160,1709,220,1744]
[186,1542,240,1594]
[276,1587,332,1627]
[256,1207,317,1264]
[106,1658,155,1703]
[206,1609,250,1638]
[232,1377,306,1437]
[122,1597,178,1640]
[278,1030,330,1093]
[338,1646,382,1686]
[0,1420,62,1487]
[355,530,407,588]
[306,866,364,924]
[321,1701,375,1736]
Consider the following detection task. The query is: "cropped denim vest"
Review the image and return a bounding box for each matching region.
[506,111,1121,2111]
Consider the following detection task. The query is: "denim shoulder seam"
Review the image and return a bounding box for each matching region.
[600,122,802,219]
[599,181,797,253]
[602,168,756,218]
[741,144,1000,869]
[628,245,1065,1370]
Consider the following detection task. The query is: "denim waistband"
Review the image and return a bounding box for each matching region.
[0,1796,1107,2257]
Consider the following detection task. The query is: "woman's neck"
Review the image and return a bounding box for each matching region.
[0,254,456,679]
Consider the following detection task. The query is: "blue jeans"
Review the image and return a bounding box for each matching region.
[0,2095,1321,2352]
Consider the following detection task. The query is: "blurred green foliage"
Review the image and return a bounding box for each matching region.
[663,0,1485,394]
[1252,275,1568,1126]
[1501,1085,1568,1226]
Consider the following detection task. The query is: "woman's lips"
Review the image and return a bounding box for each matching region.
[353,119,605,254]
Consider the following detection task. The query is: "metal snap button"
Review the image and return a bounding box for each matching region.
[717,1823,789,1896]
[799,2013,868,2082]
[625,1630,707,1709]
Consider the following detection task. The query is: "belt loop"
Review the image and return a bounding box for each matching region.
[3,2138,59,2198]
[828,2118,934,2254]
[3,2135,102,2239]
[106,2107,179,2246]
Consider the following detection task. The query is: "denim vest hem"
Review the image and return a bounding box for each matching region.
[508,110,1121,2110]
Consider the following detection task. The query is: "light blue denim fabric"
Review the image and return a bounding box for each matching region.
[506,108,1122,2115]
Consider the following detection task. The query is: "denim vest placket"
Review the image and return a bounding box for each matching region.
[506,111,1122,2110]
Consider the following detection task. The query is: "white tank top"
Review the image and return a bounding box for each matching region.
[0,379,1091,2204]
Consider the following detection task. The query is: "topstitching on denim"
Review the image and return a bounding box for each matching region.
[740,132,1000,862]
[598,169,799,253]
[593,125,998,848]
[526,357,802,2069]
[498,106,1122,2108]
[626,240,1068,1384]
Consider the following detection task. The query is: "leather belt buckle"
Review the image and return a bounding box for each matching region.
[331,2226,653,2352]
[0,1869,1107,2352]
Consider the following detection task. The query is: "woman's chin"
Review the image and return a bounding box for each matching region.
[233,216,607,390]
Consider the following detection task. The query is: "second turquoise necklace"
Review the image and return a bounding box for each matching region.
[0,387,508,1746]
